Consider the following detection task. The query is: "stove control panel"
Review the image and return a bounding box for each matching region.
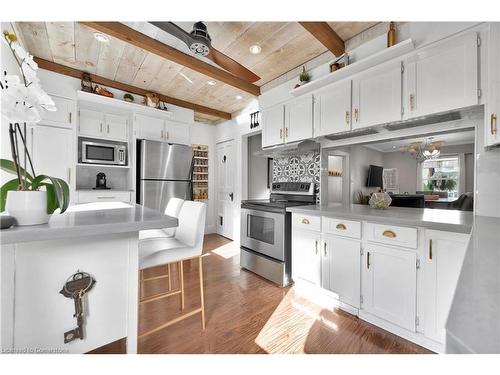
[271,182,314,195]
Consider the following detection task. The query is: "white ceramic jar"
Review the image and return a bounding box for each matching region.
[5,190,49,226]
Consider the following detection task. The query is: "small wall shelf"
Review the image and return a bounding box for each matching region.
[192,144,209,201]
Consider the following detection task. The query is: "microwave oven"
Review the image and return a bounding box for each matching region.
[78,137,128,166]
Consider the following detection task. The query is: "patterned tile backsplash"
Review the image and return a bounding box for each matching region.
[273,152,321,202]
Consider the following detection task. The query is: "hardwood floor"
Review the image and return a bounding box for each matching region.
[137,234,432,354]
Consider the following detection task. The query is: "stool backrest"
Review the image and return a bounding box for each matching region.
[174,201,206,253]
[164,197,184,218]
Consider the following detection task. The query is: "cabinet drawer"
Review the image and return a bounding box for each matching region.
[77,191,132,204]
[292,213,321,232]
[366,222,418,249]
[322,217,361,239]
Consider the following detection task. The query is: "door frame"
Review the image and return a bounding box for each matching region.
[215,139,236,240]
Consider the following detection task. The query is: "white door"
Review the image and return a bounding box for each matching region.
[79,108,104,138]
[486,24,500,147]
[352,60,402,129]
[314,80,352,137]
[285,95,313,143]
[405,31,478,119]
[29,125,74,202]
[323,235,361,308]
[216,140,235,239]
[40,95,74,129]
[104,113,128,141]
[135,114,165,141]
[292,229,321,285]
[261,104,285,148]
[423,230,470,343]
[362,244,417,331]
[164,119,190,145]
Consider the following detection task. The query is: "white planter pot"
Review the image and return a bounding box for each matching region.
[6,190,49,226]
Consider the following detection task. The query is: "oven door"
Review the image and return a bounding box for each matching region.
[240,208,285,261]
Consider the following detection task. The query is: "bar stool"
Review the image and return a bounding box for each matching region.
[139,197,184,240]
[138,201,207,338]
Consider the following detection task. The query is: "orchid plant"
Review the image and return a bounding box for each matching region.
[0,30,69,214]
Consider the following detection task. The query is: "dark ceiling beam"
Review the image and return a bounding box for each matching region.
[79,22,261,96]
[298,22,345,56]
[34,57,232,120]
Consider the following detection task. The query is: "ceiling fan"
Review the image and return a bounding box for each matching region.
[150,21,261,83]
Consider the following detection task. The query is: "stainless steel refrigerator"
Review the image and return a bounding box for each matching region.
[136,139,193,212]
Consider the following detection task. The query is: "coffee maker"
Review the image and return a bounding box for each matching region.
[94,172,110,189]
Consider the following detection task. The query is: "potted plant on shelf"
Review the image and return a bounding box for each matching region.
[1,30,70,226]
[299,66,310,86]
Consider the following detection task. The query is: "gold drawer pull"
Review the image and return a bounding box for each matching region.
[409,94,415,111]
[301,218,310,225]
[491,113,497,135]
[354,108,359,122]
[382,230,397,238]
[345,111,350,126]
[336,223,347,230]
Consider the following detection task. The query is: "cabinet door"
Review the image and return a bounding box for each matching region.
[486,23,500,147]
[405,32,478,119]
[40,95,74,129]
[285,95,313,143]
[105,113,128,141]
[352,60,402,129]
[165,119,190,145]
[135,114,165,141]
[362,244,417,331]
[292,229,321,286]
[79,108,104,138]
[314,80,352,137]
[423,230,469,343]
[261,104,285,148]
[323,235,361,308]
[29,125,74,198]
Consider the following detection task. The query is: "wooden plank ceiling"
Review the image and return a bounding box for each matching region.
[14,21,378,124]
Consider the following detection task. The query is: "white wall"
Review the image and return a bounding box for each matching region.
[247,133,269,200]
[349,146,384,201]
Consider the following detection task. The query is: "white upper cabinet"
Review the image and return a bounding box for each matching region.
[135,114,165,141]
[314,80,352,137]
[164,119,190,145]
[40,95,74,129]
[362,244,417,331]
[352,59,403,129]
[104,113,128,141]
[404,31,478,119]
[487,24,500,147]
[261,104,285,148]
[284,95,314,143]
[79,108,104,139]
[423,230,469,345]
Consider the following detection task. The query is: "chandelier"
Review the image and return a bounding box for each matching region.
[399,138,444,161]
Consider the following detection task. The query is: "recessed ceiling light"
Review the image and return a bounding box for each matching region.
[93,32,109,43]
[249,45,261,55]
[235,95,243,100]
[207,80,216,86]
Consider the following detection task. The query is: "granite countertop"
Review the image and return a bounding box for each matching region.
[286,203,474,233]
[0,202,177,245]
[446,215,500,353]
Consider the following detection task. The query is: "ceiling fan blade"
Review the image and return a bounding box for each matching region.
[207,48,261,83]
[149,21,194,47]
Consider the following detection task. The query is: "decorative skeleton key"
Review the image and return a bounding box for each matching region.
[60,271,96,344]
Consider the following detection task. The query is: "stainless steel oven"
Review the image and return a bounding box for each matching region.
[78,137,128,166]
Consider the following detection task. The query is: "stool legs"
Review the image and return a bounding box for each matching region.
[179,260,185,310]
[199,256,205,330]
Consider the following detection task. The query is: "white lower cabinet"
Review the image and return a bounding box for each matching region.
[422,230,470,344]
[292,228,321,286]
[362,244,417,332]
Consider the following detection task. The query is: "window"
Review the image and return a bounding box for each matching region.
[421,156,460,198]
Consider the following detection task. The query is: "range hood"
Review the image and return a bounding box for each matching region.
[254,139,320,157]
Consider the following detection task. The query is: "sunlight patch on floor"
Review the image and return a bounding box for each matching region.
[210,241,240,259]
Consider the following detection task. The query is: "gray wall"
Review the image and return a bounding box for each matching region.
[349,146,384,201]
[247,133,270,200]
[382,152,418,194]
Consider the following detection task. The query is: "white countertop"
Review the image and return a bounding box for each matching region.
[0,202,177,245]
[446,215,500,353]
[286,203,474,233]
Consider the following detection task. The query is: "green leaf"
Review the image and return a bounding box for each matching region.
[40,183,58,214]
[0,178,20,212]
[0,159,34,182]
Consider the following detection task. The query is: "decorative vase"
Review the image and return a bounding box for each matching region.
[5,190,49,226]
[369,192,392,209]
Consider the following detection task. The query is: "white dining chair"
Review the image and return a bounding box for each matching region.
[139,197,184,240]
[138,200,207,338]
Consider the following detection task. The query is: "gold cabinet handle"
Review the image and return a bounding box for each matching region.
[345,111,350,126]
[285,127,289,138]
[491,113,497,135]
[315,240,319,255]
[354,108,359,122]
[409,94,415,111]
[69,112,72,124]
[100,123,103,132]
[280,128,283,139]
[166,131,169,139]
[107,124,110,134]
[367,251,371,269]
[301,218,310,224]
[336,223,347,230]
[382,230,397,238]
[429,239,433,260]
[161,130,164,139]
[324,242,327,256]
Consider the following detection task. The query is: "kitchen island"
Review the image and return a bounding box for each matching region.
[0,202,177,354]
